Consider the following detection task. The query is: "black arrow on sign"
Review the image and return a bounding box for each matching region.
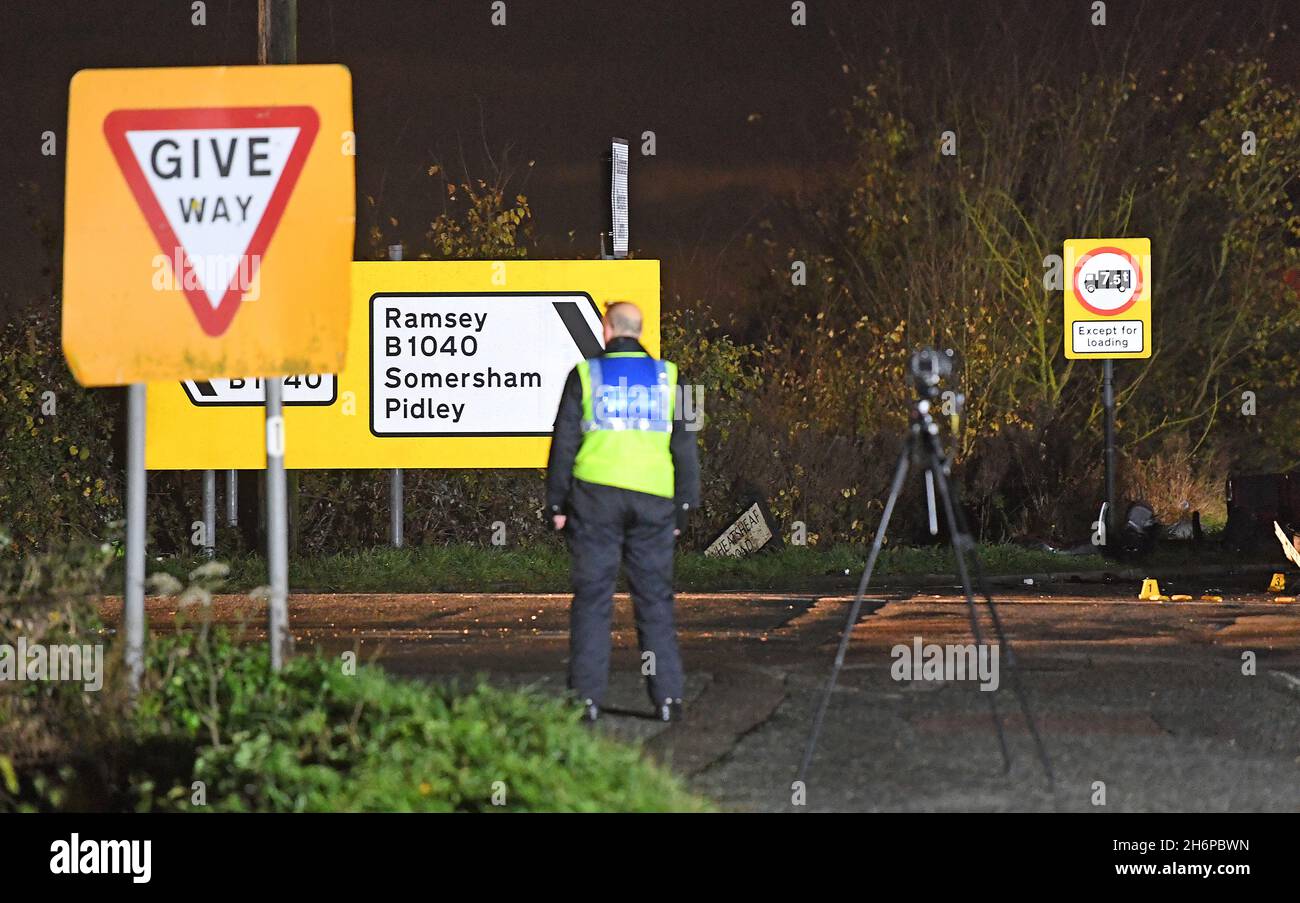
[552,301,604,359]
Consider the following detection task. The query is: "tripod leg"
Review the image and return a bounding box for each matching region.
[926,454,1013,774]
[939,470,1057,791]
[797,443,911,788]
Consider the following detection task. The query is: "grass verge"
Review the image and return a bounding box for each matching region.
[122,542,1129,595]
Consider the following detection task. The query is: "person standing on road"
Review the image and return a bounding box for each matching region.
[545,301,700,723]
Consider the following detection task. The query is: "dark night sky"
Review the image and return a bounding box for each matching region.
[1,0,1294,321]
[0,0,862,317]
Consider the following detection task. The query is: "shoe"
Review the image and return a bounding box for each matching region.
[656,699,683,723]
[581,699,599,723]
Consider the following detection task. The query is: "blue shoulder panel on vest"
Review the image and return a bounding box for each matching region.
[583,355,672,432]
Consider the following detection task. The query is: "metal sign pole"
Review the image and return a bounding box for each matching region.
[1102,360,1117,544]
[390,470,404,548]
[226,469,238,526]
[124,383,147,692]
[387,242,404,548]
[260,0,296,670]
[202,469,216,557]
[266,381,290,669]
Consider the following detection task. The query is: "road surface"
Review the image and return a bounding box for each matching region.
[103,578,1300,811]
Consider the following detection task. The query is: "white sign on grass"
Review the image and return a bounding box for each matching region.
[705,503,775,558]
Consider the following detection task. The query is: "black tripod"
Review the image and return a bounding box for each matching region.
[797,350,1055,794]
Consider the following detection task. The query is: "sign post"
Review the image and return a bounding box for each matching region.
[124,386,146,690]
[265,379,290,668]
[387,243,405,549]
[226,469,238,526]
[1103,360,1116,540]
[202,469,217,557]
[1064,237,1152,544]
[259,0,295,670]
[63,59,354,677]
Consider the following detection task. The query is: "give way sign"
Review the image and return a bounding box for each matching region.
[104,107,318,337]
[62,65,355,387]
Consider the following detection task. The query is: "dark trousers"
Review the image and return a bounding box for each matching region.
[566,479,684,707]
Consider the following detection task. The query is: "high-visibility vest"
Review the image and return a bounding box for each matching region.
[573,351,677,498]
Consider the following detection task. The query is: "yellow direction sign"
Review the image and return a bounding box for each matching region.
[62,64,355,386]
[1063,237,1152,360]
[145,259,661,469]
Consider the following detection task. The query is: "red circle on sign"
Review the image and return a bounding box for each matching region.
[1072,246,1142,316]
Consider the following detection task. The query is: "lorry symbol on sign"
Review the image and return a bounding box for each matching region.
[1083,269,1132,293]
[1072,246,1143,316]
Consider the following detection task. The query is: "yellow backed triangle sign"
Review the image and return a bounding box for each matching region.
[1267,573,1286,593]
[62,64,356,386]
[1138,578,1161,601]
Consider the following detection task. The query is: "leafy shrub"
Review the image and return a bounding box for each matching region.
[0,308,121,553]
[731,32,1300,544]
[134,640,705,812]
[0,532,133,811]
[661,308,762,543]
[296,468,552,554]
[0,542,707,813]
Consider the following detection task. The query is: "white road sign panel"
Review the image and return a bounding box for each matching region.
[370,293,603,437]
[1071,320,1144,355]
[181,374,337,406]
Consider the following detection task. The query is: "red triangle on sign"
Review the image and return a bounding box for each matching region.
[103,107,320,337]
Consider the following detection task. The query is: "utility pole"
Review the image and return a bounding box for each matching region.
[259,0,297,670]
[258,0,297,66]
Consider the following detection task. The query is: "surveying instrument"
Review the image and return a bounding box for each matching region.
[797,347,1055,794]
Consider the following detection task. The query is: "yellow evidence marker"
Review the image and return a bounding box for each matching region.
[1138,579,1169,602]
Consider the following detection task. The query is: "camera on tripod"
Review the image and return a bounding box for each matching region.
[909,346,953,396]
[800,343,1055,791]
